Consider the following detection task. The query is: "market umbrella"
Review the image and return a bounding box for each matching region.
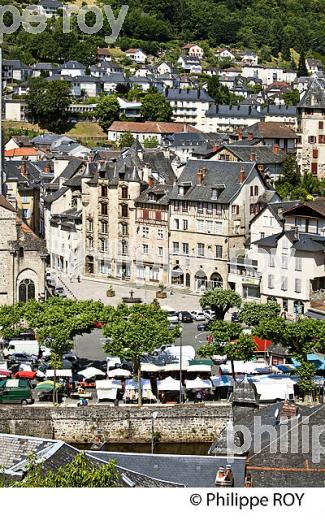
[0,369,11,377]
[14,371,36,380]
[35,380,62,392]
[78,367,106,379]
[108,368,131,378]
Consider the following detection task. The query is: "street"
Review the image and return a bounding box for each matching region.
[74,322,210,363]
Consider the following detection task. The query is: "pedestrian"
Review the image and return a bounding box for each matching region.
[77,275,81,283]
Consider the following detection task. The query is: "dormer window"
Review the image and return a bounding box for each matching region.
[212,188,217,199]
[149,193,156,201]
[178,186,184,196]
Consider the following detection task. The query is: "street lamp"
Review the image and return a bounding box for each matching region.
[151,411,158,454]
[178,315,183,404]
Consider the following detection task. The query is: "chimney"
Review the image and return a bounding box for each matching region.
[196,167,207,185]
[239,166,246,183]
[20,161,27,177]
[248,132,254,141]
[250,151,256,162]
[273,143,280,155]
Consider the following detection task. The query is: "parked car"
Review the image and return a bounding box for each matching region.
[53,287,66,298]
[63,352,79,369]
[46,274,56,288]
[0,379,34,405]
[161,306,179,324]
[179,311,193,323]
[8,353,36,364]
[197,322,209,331]
[203,309,215,320]
[190,310,206,321]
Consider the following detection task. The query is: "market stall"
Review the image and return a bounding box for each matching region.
[185,377,213,401]
[157,376,183,403]
[108,368,131,378]
[123,378,156,403]
[96,379,122,402]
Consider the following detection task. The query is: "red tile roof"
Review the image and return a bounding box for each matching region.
[0,195,16,213]
[5,147,40,158]
[109,121,201,134]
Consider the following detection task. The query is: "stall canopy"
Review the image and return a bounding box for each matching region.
[185,377,212,390]
[124,378,151,390]
[106,356,121,368]
[78,367,106,379]
[108,368,131,378]
[189,359,214,366]
[140,363,162,373]
[164,345,195,361]
[157,376,181,392]
[187,364,212,373]
[211,375,237,387]
[46,369,72,378]
[96,379,122,401]
[163,361,189,372]
[220,361,270,375]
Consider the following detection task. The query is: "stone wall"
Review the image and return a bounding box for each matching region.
[0,404,231,443]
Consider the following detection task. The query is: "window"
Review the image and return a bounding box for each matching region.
[174,201,180,211]
[206,220,213,233]
[319,121,324,130]
[263,215,269,226]
[101,185,107,197]
[295,257,302,271]
[182,201,188,212]
[254,186,259,196]
[207,203,213,214]
[311,163,318,175]
[99,260,111,275]
[87,219,93,232]
[319,135,325,144]
[216,245,223,258]
[268,274,274,289]
[269,253,275,267]
[100,202,108,215]
[183,219,188,231]
[250,204,257,214]
[142,226,149,238]
[99,238,108,253]
[215,221,223,234]
[183,243,189,255]
[308,136,316,144]
[197,202,204,213]
[281,254,288,269]
[121,204,128,217]
[88,237,93,249]
[121,223,128,236]
[121,241,128,255]
[295,279,302,293]
[158,247,163,257]
[281,276,288,291]
[155,210,162,221]
[22,209,30,219]
[232,205,239,215]
[197,220,205,232]
[143,244,149,254]
[198,243,205,256]
[313,149,319,159]
[101,221,108,234]
[121,186,128,199]
[174,218,180,230]
[260,232,265,239]
[157,229,164,239]
[22,193,28,203]
[173,242,179,254]
[250,186,254,196]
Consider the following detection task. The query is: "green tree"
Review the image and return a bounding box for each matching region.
[207,75,234,104]
[119,131,135,148]
[95,95,120,132]
[254,317,325,396]
[143,136,159,148]
[198,320,255,380]
[140,93,173,121]
[15,452,120,488]
[199,288,242,321]
[103,303,178,405]
[26,78,71,133]
[239,301,281,327]
[298,50,308,77]
[283,89,300,106]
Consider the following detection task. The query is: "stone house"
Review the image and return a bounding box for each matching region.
[0,196,46,305]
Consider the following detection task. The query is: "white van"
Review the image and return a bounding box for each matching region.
[161,305,179,324]
[6,340,40,358]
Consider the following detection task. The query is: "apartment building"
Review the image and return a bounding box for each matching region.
[297,78,325,178]
[166,89,214,127]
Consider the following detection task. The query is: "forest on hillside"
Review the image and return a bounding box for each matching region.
[3,0,325,64]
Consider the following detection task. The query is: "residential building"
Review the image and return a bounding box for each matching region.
[241,122,297,152]
[240,50,258,66]
[2,60,31,82]
[177,56,202,74]
[168,160,276,292]
[157,62,174,75]
[31,62,58,77]
[4,100,29,122]
[306,58,324,75]
[60,61,86,77]
[125,48,147,64]
[250,198,325,316]
[241,66,297,86]
[37,0,63,16]
[0,195,46,305]
[297,77,325,178]
[97,47,113,62]
[182,44,204,59]
[107,121,200,144]
[166,88,214,127]
[215,49,236,61]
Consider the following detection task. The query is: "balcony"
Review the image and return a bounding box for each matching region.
[228,266,261,286]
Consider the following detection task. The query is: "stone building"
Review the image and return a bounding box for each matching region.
[0,195,47,305]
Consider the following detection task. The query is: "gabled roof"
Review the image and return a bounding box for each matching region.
[5,147,40,158]
[61,60,85,69]
[108,121,200,134]
[253,230,325,252]
[298,77,325,109]
[217,144,286,164]
[166,88,213,102]
[283,197,325,219]
[243,122,297,139]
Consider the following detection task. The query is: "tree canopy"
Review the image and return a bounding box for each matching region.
[199,289,242,321]
[95,95,120,132]
[239,301,281,327]
[140,93,173,122]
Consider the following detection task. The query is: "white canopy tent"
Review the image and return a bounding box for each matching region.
[164,345,195,361]
[123,378,156,401]
[163,361,189,372]
[187,364,212,373]
[157,376,181,392]
[185,377,212,390]
[140,363,162,373]
[78,367,106,379]
[220,360,270,375]
[96,379,122,401]
[108,368,131,378]
[106,356,121,368]
[46,369,72,378]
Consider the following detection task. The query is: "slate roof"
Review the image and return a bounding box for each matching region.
[92,452,246,487]
[283,197,325,219]
[61,60,85,70]
[243,122,297,139]
[254,230,325,252]
[100,73,127,83]
[169,160,260,203]
[4,161,45,189]
[165,132,207,147]
[206,104,263,118]
[298,77,325,109]
[219,144,286,164]
[135,184,173,206]
[0,434,54,470]
[166,88,213,102]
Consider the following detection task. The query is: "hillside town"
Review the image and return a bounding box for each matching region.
[1,0,325,493]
